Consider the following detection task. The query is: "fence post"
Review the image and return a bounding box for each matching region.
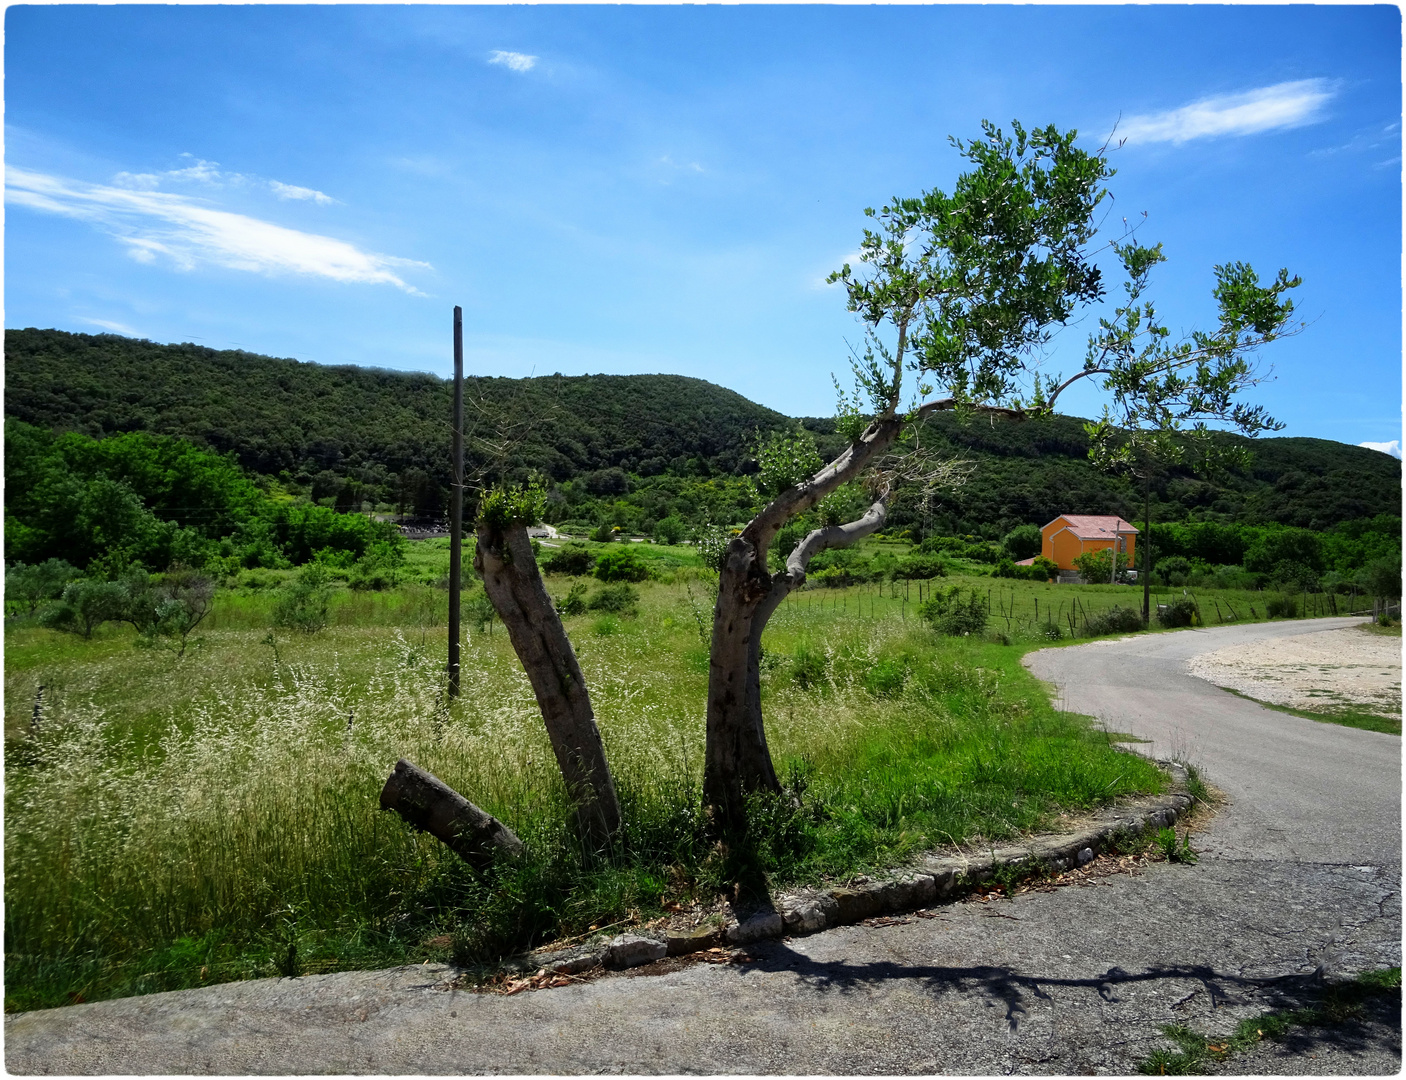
[447,306,464,700]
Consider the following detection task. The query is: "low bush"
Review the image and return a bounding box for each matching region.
[1156,597,1199,629]
[594,548,650,583]
[1082,606,1144,636]
[810,567,862,589]
[40,578,129,639]
[587,583,639,614]
[542,544,596,576]
[652,515,686,546]
[893,553,947,580]
[918,586,988,636]
[5,559,80,616]
[863,656,909,697]
[558,581,590,615]
[1154,555,1193,587]
[1264,594,1299,619]
[790,639,829,689]
[463,591,496,631]
[272,564,332,633]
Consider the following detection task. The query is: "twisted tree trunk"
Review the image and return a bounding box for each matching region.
[475,521,621,847]
[702,398,1023,825]
[703,414,904,823]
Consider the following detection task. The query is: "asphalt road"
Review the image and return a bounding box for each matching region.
[7,619,1401,1075]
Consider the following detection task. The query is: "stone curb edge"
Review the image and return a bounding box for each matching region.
[518,764,1197,976]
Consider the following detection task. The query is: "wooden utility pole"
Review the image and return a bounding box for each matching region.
[447,306,465,699]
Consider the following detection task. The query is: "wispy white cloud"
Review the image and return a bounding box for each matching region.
[1358,440,1402,458]
[78,316,141,335]
[488,49,537,73]
[112,157,336,204]
[166,156,229,185]
[269,180,335,205]
[1311,121,1400,170]
[1119,79,1337,145]
[6,168,428,292]
[658,155,704,174]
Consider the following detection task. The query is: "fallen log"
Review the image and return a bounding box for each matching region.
[379,759,524,867]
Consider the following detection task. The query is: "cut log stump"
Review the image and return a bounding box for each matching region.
[379,759,524,867]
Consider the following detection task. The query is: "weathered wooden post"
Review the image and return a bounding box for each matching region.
[447,306,465,699]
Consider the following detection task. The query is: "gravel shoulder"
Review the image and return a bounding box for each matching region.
[1186,623,1402,718]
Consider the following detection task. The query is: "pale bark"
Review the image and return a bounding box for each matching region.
[380,758,524,867]
[703,396,1023,823]
[474,521,621,846]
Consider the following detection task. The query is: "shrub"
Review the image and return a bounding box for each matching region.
[1031,556,1059,582]
[691,522,732,572]
[1002,524,1042,561]
[1361,557,1403,603]
[1155,597,1199,629]
[40,578,129,638]
[558,581,590,615]
[993,557,1018,579]
[542,544,596,576]
[1154,556,1193,587]
[6,559,80,616]
[594,548,650,583]
[918,586,988,636]
[586,583,639,614]
[272,564,332,633]
[590,521,616,543]
[790,640,829,689]
[1083,606,1145,636]
[133,565,216,656]
[1072,548,1117,584]
[1264,594,1299,619]
[348,541,404,592]
[810,567,861,588]
[652,515,686,546]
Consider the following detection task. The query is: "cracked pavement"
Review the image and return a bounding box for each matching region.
[6,619,1401,1074]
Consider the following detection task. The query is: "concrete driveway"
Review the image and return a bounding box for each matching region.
[7,619,1400,1074]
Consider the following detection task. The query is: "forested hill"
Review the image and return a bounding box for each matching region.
[6,327,1401,535]
[4,327,789,482]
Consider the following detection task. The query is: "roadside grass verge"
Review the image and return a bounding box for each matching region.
[1139,966,1402,1074]
[5,578,1166,1012]
[1214,686,1401,737]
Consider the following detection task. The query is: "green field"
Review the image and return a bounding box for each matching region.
[3,538,1357,1012]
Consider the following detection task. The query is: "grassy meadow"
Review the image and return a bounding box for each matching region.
[4,537,1354,1012]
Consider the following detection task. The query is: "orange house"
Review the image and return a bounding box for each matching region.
[1040,514,1138,572]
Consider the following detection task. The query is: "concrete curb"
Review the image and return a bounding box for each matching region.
[521,763,1197,976]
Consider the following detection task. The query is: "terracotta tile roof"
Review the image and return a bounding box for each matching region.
[1045,514,1139,539]
[1014,557,1036,566]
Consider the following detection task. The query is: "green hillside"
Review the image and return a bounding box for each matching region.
[5,327,1400,538]
[3,326,789,490]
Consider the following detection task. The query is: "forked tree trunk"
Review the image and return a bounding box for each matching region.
[702,398,1021,825]
[474,521,621,846]
[703,414,905,825]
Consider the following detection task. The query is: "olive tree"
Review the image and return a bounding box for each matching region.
[702,120,1115,822]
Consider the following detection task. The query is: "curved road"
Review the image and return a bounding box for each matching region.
[7,620,1400,1074]
[1025,617,1400,866]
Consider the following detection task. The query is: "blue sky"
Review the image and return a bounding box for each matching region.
[5,5,1402,455]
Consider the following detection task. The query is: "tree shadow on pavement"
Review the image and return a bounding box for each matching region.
[736,937,1392,1051]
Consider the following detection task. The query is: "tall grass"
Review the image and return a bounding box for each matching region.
[6,579,1165,1011]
